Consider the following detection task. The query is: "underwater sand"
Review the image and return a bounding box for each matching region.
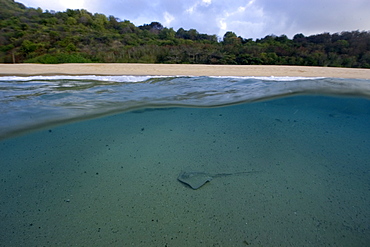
[1,95,369,246]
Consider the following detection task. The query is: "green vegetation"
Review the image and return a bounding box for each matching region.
[1,0,370,67]
[24,53,92,63]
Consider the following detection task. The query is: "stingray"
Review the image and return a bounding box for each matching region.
[177,170,256,190]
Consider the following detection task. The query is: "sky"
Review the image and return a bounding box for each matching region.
[18,0,370,40]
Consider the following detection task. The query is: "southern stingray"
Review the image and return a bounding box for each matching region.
[177,170,257,190]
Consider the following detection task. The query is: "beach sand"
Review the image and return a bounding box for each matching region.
[0,63,370,79]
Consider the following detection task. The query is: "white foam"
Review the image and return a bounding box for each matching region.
[209,76,326,81]
[0,75,168,82]
[0,75,324,82]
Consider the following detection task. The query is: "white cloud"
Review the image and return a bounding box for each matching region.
[163,11,175,26]
[20,0,88,11]
[202,0,212,6]
[218,18,227,31]
[59,0,86,10]
[186,5,195,14]
[238,6,246,12]
[214,1,266,37]
[186,0,212,14]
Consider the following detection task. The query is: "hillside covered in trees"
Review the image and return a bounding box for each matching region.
[1,0,370,67]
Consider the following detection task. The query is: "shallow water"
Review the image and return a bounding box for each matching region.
[0,76,370,246]
[1,75,370,140]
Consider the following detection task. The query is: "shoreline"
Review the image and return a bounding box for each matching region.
[0,63,369,79]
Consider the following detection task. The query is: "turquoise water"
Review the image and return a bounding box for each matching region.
[0,76,370,246]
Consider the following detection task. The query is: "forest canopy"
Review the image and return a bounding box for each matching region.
[1,0,370,68]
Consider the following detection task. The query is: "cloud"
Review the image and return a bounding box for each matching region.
[19,0,370,39]
[255,0,370,36]
[163,11,175,27]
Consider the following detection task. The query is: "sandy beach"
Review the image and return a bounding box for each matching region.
[0,63,369,79]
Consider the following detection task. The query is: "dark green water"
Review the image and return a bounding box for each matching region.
[1,94,369,246]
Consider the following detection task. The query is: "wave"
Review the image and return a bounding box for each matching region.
[1,75,369,140]
[0,75,323,82]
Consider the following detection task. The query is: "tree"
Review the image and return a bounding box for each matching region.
[223,31,241,45]
[139,22,163,34]
[66,16,77,25]
[20,40,38,53]
[92,13,108,30]
[159,27,175,40]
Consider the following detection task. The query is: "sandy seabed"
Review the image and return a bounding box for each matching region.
[1,96,370,246]
[0,63,370,79]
